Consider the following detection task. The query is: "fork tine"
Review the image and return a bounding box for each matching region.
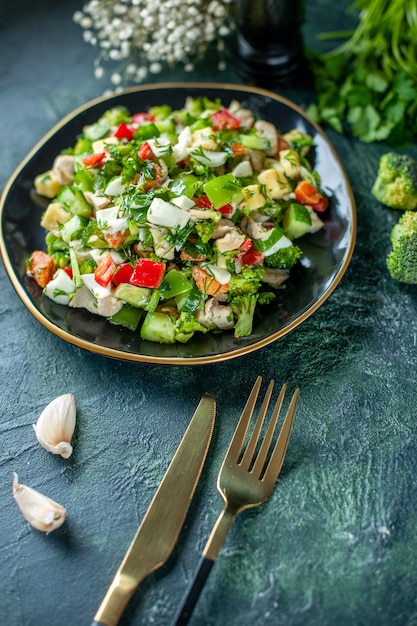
[240,379,274,469]
[226,376,262,463]
[250,383,287,476]
[262,388,300,483]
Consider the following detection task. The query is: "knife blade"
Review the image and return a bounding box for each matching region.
[91,392,216,626]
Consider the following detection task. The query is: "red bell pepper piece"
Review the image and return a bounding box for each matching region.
[82,152,106,167]
[138,141,153,160]
[63,266,73,279]
[114,123,134,141]
[194,195,213,209]
[218,203,234,217]
[130,258,166,289]
[131,112,156,125]
[210,108,241,131]
[94,253,116,287]
[294,180,329,212]
[112,262,134,286]
[237,243,264,267]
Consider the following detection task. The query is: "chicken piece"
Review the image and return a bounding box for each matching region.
[245,149,265,173]
[96,295,123,317]
[228,100,255,128]
[212,219,235,239]
[52,154,75,186]
[150,226,175,260]
[240,216,267,240]
[196,297,234,330]
[254,120,278,156]
[214,230,246,253]
[69,285,98,313]
[261,268,290,288]
[83,191,111,210]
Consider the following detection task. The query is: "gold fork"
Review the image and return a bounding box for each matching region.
[172,376,300,626]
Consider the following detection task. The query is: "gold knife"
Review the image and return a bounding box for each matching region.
[91,393,216,626]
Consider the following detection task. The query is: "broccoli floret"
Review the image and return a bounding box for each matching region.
[230,294,258,338]
[79,259,98,275]
[81,219,108,249]
[195,221,215,243]
[228,266,264,298]
[372,152,417,210]
[264,244,302,269]
[100,106,130,127]
[386,211,417,283]
[174,312,209,343]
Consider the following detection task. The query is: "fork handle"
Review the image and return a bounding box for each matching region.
[171,556,215,626]
[172,507,236,626]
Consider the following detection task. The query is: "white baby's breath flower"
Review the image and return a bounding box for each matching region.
[74,0,233,89]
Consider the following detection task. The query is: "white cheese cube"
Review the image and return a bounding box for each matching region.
[44,269,75,305]
[147,197,190,229]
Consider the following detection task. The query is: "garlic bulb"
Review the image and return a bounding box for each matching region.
[33,393,76,459]
[12,473,66,533]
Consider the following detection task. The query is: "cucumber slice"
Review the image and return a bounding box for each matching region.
[113,283,152,308]
[282,203,312,239]
[140,312,176,343]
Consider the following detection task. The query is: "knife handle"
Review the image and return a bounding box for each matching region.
[171,556,215,625]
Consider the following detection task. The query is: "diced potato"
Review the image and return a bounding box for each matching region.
[191,128,217,151]
[257,168,292,200]
[241,184,267,211]
[279,149,300,179]
[40,202,72,232]
[92,136,119,154]
[34,170,61,198]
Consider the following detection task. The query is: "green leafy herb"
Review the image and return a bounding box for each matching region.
[307,0,417,145]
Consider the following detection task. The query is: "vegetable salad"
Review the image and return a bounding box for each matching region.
[27,96,329,344]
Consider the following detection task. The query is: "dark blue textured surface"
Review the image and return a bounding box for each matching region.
[1,2,417,625]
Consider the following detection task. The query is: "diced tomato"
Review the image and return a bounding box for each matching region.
[138,141,153,160]
[27,250,56,288]
[112,262,134,286]
[240,247,264,267]
[210,108,241,131]
[131,112,156,125]
[130,258,166,289]
[218,203,234,217]
[63,266,73,279]
[238,238,253,253]
[294,180,329,212]
[230,142,246,156]
[82,152,106,167]
[94,253,116,287]
[194,195,213,209]
[103,231,125,249]
[114,123,134,141]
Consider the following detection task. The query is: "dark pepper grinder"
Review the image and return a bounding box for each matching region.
[231,0,306,87]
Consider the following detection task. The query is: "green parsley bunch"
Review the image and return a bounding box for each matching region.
[307,0,417,144]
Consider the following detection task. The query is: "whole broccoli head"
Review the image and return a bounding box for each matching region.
[264,244,302,269]
[386,211,417,283]
[230,294,258,338]
[372,152,417,210]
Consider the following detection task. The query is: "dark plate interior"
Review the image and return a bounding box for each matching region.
[0,83,356,364]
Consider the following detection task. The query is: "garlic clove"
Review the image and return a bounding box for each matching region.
[33,393,76,459]
[12,473,66,533]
